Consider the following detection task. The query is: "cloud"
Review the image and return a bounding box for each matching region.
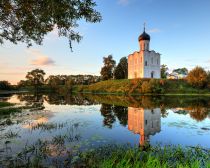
[118,0,129,6]
[147,28,161,33]
[26,48,55,66]
[31,56,55,66]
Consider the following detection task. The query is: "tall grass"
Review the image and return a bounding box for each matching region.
[77,145,210,168]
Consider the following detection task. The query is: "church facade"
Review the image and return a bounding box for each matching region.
[128,27,161,79]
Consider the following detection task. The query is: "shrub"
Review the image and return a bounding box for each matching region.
[141,81,152,93]
[187,66,208,88]
[141,79,165,94]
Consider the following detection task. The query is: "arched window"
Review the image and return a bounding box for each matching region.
[145,61,147,66]
[151,71,154,78]
[151,57,153,64]
[157,59,158,64]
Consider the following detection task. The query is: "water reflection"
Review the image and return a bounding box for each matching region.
[0,93,210,166]
[128,107,161,146]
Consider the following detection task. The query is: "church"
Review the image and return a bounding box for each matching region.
[128,26,161,79]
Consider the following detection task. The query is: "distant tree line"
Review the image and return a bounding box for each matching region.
[17,69,101,92]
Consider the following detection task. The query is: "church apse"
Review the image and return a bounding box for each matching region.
[128,107,161,146]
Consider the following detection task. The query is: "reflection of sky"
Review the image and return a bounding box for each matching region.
[154,110,210,148]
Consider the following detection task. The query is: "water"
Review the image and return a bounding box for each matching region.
[0,93,209,165]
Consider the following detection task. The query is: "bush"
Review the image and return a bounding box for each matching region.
[187,66,208,88]
[141,81,152,93]
[141,79,165,94]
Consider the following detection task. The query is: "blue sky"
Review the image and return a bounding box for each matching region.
[1,0,210,84]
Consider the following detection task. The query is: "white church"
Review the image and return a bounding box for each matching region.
[128,26,161,79]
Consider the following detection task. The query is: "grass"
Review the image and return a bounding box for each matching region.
[0,101,15,108]
[73,79,210,95]
[76,145,210,168]
[1,141,209,168]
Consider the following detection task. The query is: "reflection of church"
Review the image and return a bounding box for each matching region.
[128,107,161,146]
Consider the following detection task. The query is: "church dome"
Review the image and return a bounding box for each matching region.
[138,31,150,41]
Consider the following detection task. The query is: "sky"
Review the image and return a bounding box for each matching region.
[1,0,210,84]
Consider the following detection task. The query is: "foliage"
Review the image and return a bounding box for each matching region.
[207,71,210,89]
[114,57,128,79]
[100,55,116,80]
[45,75,100,88]
[173,68,188,75]
[161,64,169,79]
[25,69,46,90]
[187,66,208,88]
[0,80,12,90]
[0,0,101,50]
[17,80,30,88]
[141,79,165,94]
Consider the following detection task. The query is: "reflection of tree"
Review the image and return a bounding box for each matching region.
[188,107,209,122]
[45,94,97,105]
[160,107,169,118]
[100,104,116,128]
[112,106,128,126]
[17,93,44,110]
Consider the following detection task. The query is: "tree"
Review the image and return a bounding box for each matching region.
[26,69,46,90]
[114,57,128,79]
[207,71,210,89]
[0,81,12,90]
[187,66,208,88]
[0,0,101,50]
[100,55,116,80]
[173,68,188,75]
[161,64,169,79]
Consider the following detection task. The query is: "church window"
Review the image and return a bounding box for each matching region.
[157,59,158,64]
[145,61,147,66]
[151,71,154,78]
[145,120,147,125]
[152,57,153,64]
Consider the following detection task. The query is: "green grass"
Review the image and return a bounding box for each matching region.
[73,79,210,95]
[0,101,15,108]
[76,145,210,168]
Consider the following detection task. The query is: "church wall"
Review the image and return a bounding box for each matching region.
[143,51,160,78]
[128,52,144,79]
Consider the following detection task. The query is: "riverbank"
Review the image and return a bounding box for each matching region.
[73,79,210,96]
